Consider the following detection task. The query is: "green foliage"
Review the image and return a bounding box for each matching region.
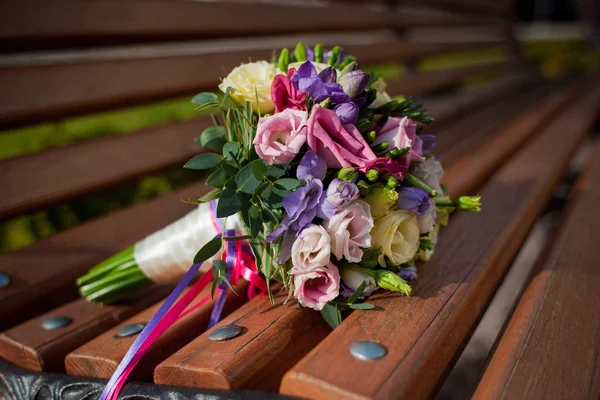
[320,303,342,329]
[184,153,222,170]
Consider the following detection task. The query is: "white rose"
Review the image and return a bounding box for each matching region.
[218,61,278,114]
[323,200,374,263]
[371,209,420,266]
[417,198,437,234]
[290,225,331,275]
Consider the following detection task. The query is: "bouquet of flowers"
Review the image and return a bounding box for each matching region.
[78,42,480,329]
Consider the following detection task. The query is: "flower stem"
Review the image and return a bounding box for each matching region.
[403,173,437,196]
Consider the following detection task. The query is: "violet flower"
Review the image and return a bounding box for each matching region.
[420,134,436,154]
[326,178,360,210]
[267,151,335,262]
[399,265,418,281]
[396,187,430,216]
[290,62,342,103]
[339,70,369,98]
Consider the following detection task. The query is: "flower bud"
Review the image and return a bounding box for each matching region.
[375,270,412,295]
[339,56,356,71]
[397,187,430,215]
[340,265,377,293]
[364,185,398,219]
[338,167,358,182]
[357,180,371,196]
[277,48,290,72]
[294,42,308,62]
[365,130,377,144]
[327,46,341,66]
[455,195,481,212]
[371,141,389,153]
[339,69,369,98]
[365,169,379,183]
[314,43,324,62]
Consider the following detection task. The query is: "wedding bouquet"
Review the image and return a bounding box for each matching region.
[78,43,480,328]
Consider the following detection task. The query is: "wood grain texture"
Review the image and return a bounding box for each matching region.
[0,287,170,372]
[0,182,209,332]
[65,282,249,381]
[473,141,600,400]
[0,36,504,129]
[154,291,331,392]
[0,117,209,220]
[279,75,600,400]
[386,59,521,97]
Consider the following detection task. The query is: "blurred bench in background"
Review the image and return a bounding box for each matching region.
[0,0,599,399]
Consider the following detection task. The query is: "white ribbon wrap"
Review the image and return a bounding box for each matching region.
[134,202,242,284]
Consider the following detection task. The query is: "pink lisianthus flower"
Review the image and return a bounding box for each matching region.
[271,68,307,113]
[360,156,410,180]
[372,117,424,163]
[323,200,374,263]
[293,262,341,310]
[306,105,377,169]
[253,109,307,165]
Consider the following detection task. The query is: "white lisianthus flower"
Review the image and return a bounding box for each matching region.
[411,158,444,194]
[371,209,420,266]
[218,61,278,114]
[290,225,331,275]
[340,265,377,293]
[368,76,393,108]
[416,225,439,262]
[417,198,437,234]
[324,200,374,263]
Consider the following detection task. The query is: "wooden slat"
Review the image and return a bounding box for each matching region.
[279,75,600,400]
[154,291,331,391]
[0,117,209,221]
[65,282,249,380]
[150,83,555,392]
[473,141,600,400]
[405,0,509,16]
[395,5,504,27]
[386,58,521,97]
[0,182,209,331]
[0,34,504,129]
[0,0,390,49]
[0,286,170,372]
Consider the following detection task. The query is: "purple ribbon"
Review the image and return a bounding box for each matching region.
[208,228,236,328]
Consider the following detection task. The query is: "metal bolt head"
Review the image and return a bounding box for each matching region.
[349,341,387,361]
[115,323,146,338]
[41,316,72,331]
[209,324,242,342]
[0,273,10,289]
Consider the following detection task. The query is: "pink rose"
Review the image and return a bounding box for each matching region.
[372,117,424,163]
[306,105,377,169]
[271,69,307,113]
[253,109,307,165]
[323,200,374,263]
[293,262,340,310]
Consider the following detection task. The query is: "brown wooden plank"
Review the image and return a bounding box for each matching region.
[404,0,510,16]
[149,80,558,393]
[279,75,600,400]
[472,141,600,400]
[386,58,521,97]
[0,0,390,48]
[65,281,249,381]
[0,35,504,129]
[395,5,505,27]
[0,117,209,220]
[0,182,210,332]
[0,286,170,372]
[154,290,331,391]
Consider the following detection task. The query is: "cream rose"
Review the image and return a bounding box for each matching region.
[290,225,331,275]
[371,209,420,266]
[323,200,374,263]
[218,61,278,114]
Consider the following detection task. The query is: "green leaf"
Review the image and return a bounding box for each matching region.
[198,188,222,203]
[251,160,266,180]
[216,188,242,218]
[274,178,302,191]
[320,303,342,330]
[222,235,252,241]
[184,153,221,170]
[210,278,219,300]
[219,276,238,296]
[206,168,228,187]
[193,237,222,264]
[235,160,265,194]
[261,208,278,225]
[223,142,240,161]
[248,205,262,238]
[221,163,238,177]
[348,281,367,304]
[349,303,375,310]
[212,259,228,275]
[266,165,287,178]
[200,126,227,149]
[191,92,218,105]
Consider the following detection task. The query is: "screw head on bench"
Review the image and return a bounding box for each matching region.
[0,273,10,289]
[209,324,242,342]
[41,316,72,331]
[349,341,387,361]
[115,323,146,338]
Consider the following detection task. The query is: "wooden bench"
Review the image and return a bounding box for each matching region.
[1,1,599,399]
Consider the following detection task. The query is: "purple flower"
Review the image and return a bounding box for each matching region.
[339,70,369,98]
[420,134,436,154]
[326,178,360,210]
[396,187,430,215]
[333,102,359,124]
[290,62,342,103]
[399,265,417,281]
[267,151,335,262]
